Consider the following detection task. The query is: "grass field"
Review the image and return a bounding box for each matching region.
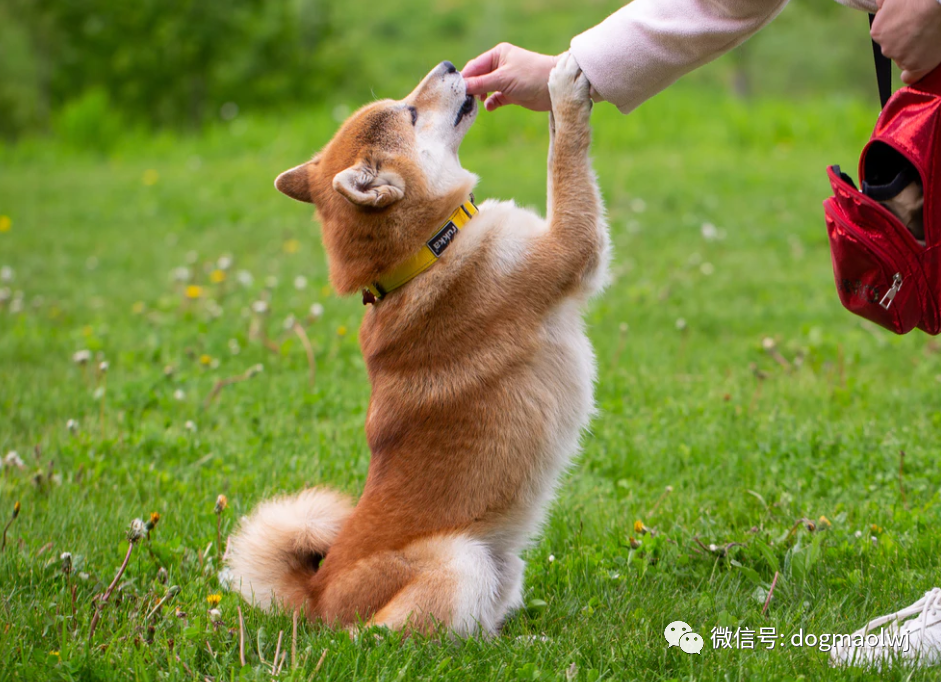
[3,78,941,681]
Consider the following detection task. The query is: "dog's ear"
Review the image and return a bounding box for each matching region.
[275,158,319,204]
[333,160,405,208]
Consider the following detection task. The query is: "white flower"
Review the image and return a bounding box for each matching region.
[762,337,776,351]
[3,451,24,469]
[675,318,687,331]
[128,518,147,542]
[699,262,714,276]
[185,251,198,265]
[251,300,269,315]
[217,255,233,271]
[98,361,109,373]
[171,267,191,283]
[164,365,175,377]
[247,364,264,378]
[208,608,223,622]
[206,300,223,318]
[0,266,13,283]
[185,420,197,432]
[630,198,647,213]
[173,389,185,401]
[72,350,92,365]
[619,322,629,333]
[210,358,220,369]
[309,303,324,320]
[701,222,719,240]
[236,270,254,287]
[548,554,555,563]
[66,419,79,433]
[228,339,241,355]
[283,314,296,331]
[264,275,278,289]
[10,293,23,314]
[93,386,106,400]
[294,275,308,290]
[855,530,863,538]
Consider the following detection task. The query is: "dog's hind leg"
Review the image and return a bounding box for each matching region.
[354,535,503,636]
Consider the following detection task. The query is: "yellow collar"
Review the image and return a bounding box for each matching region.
[363,196,479,304]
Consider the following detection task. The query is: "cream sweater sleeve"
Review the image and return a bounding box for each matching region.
[570,0,879,114]
[569,0,790,114]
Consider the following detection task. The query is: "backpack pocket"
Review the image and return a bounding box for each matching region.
[824,196,922,334]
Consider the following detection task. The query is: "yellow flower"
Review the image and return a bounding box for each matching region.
[132,301,145,314]
[0,215,11,232]
[283,239,301,254]
[49,651,60,658]
[214,494,228,514]
[82,326,93,337]
[871,523,882,534]
[199,354,212,366]
[142,169,160,186]
[206,594,222,607]
[818,515,832,529]
[337,325,347,337]
[13,501,20,519]
[210,269,226,284]
[321,285,332,298]
[185,285,203,300]
[148,512,161,529]
[633,520,645,535]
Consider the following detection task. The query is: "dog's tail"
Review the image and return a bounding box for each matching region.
[223,487,353,611]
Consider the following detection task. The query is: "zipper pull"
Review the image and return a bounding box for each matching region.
[879,273,903,310]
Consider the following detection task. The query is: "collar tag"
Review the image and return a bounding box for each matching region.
[427,220,459,257]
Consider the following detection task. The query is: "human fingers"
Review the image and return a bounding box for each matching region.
[461,43,511,79]
[484,92,510,112]
[464,70,509,98]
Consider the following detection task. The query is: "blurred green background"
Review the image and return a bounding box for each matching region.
[0,0,880,142]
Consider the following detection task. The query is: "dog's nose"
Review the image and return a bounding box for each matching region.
[442,61,458,74]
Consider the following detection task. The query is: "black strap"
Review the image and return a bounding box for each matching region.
[869,13,893,108]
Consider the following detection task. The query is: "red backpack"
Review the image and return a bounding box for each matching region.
[823,22,940,335]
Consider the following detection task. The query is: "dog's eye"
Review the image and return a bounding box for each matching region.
[407,106,418,126]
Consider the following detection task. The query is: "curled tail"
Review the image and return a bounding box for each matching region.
[223,487,353,611]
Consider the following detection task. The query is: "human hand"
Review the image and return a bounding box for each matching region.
[461,43,560,112]
[871,0,941,84]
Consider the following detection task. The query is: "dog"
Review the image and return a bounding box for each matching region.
[225,52,609,635]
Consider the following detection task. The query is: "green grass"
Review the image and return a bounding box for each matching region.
[3,82,941,681]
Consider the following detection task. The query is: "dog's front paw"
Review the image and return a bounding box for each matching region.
[548,52,591,128]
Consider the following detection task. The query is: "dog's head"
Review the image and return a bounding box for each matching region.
[275,61,478,294]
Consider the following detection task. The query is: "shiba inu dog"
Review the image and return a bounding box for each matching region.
[225,53,609,635]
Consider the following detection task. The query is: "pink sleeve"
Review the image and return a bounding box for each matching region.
[570,0,791,114]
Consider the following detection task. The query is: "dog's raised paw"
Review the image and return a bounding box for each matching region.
[548,52,591,126]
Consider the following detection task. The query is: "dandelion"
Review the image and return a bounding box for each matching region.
[294,275,308,290]
[199,354,212,366]
[128,518,147,542]
[246,364,263,377]
[207,593,222,607]
[0,216,11,233]
[700,262,715,276]
[251,300,269,315]
[855,530,863,538]
[142,169,160,186]
[173,389,185,401]
[217,255,233,271]
[131,301,145,314]
[236,270,254,287]
[818,515,832,530]
[92,386,105,400]
[60,552,73,575]
[171,267,191,283]
[3,451,24,469]
[147,512,160,532]
[228,339,241,355]
[208,608,223,623]
[337,325,348,337]
[675,318,687,332]
[185,251,198,265]
[309,303,324,321]
[630,198,647,213]
[206,300,223,318]
[210,269,226,284]
[214,495,228,558]
[98,361,109,373]
[185,420,197,432]
[762,337,776,351]
[89,516,145,641]
[156,567,168,584]
[283,314,296,331]
[0,266,13,283]
[163,365,175,377]
[265,275,279,289]
[283,239,301,254]
[72,350,92,365]
[871,524,882,534]
[66,419,79,433]
[629,536,642,549]
[701,222,719,240]
[548,554,555,563]
[321,285,332,298]
[185,285,203,300]
[633,520,651,535]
